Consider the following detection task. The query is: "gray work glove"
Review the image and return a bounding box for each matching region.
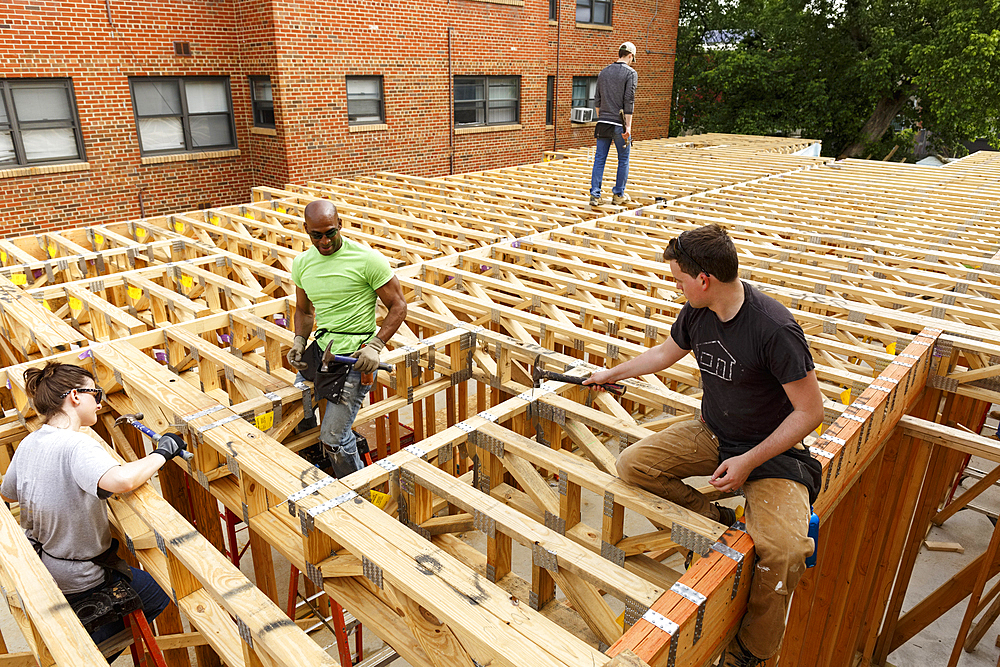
[287,335,308,370]
[152,433,187,461]
[353,336,385,374]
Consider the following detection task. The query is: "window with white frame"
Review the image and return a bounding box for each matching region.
[576,0,611,24]
[572,76,598,111]
[0,79,85,166]
[346,76,385,125]
[130,77,236,155]
[454,76,520,127]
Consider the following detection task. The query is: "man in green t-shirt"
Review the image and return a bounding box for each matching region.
[287,200,407,476]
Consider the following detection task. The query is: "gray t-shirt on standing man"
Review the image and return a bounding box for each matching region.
[1,425,118,594]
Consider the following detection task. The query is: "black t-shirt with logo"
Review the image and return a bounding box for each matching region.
[671,281,823,501]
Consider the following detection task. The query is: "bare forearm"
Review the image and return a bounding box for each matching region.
[596,338,685,383]
[293,308,314,339]
[98,455,166,494]
[624,113,632,129]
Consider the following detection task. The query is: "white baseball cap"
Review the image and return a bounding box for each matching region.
[620,41,637,61]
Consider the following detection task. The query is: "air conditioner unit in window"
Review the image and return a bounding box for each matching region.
[571,107,594,123]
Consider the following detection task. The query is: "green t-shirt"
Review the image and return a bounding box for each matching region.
[291,239,393,355]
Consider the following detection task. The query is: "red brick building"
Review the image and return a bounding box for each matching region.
[0,0,679,235]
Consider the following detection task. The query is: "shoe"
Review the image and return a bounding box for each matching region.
[720,635,764,667]
[611,193,632,206]
[589,195,603,206]
[714,503,737,527]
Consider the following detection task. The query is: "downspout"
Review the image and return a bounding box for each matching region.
[552,0,561,152]
[448,27,455,175]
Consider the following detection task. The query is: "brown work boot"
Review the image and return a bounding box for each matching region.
[720,635,764,667]
[714,502,738,527]
[612,193,632,206]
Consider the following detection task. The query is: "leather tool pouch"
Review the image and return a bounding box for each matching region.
[314,363,351,404]
[594,122,616,139]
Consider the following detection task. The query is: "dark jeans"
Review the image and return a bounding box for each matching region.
[70,567,171,659]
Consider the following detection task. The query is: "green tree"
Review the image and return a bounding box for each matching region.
[671,0,1000,160]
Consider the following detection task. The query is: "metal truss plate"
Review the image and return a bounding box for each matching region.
[404,444,427,459]
[601,541,625,567]
[125,535,135,556]
[376,458,399,472]
[532,543,558,573]
[300,491,358,534]
[399,469,415,495]
[603,490,616,517]
[362,555,383,588]
[478,433,504,458]
[474,509,496,538]
[200,414,243,433]
[406,521,432,541]
[287,476,336,516]
[711,541,746,599]
[226,454,240,477]
[155,530,167,556]
[529,590,541,611]
[477,410,498,423]
[237,617,253,647]
[670,582,707,643]
[181,404,226,422]
[305,561,323,588]
[671,523,713,557]
[544,510,566,535]
[640,607,678,635]
[624,597,650,627]
[455,421,475,433]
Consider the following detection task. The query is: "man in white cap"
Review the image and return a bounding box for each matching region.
[589,41,638,207]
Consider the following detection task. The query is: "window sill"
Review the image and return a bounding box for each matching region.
[455,124,522,135]
[251,127,277,136]
[576,22,613,31]
[140,149,241,165]
[349,123,388,133]
[548,19,557,25]
[545,124,554,129]
[0,161,90,180]
[464,0,524,5]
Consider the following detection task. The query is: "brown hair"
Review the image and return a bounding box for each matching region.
[23,362,96,422]
[663,224,739,282]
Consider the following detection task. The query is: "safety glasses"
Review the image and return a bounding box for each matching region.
[61,387,104,403]
[673,237,710,278]
[308,228,340,241]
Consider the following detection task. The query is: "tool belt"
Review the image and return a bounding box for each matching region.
[717,439,823,504]
[31,537,133,586]
[594,122,617,139]
[300,328,374,404]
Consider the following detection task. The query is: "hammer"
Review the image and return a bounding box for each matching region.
[531,356,626,397]
[321,339,393,373]
[114,413,194,461]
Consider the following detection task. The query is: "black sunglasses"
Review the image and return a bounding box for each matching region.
[308,228,340,240]
[673,237,710,278]
[61,387,104,403]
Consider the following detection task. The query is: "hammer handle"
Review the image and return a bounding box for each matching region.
[542,372,626,397]
[120,417,194,461]
[328,354,393,373]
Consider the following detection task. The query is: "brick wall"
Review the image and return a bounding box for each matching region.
[0,0,678,235]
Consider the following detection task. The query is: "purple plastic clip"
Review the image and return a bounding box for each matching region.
[78,349,93,360]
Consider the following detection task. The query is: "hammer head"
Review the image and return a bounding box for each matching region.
[114,413,142,428]
[531,355,544,388]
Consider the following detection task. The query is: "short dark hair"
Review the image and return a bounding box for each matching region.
[23,362,96,422]
[663,224,739,282]
[619,46,632,58]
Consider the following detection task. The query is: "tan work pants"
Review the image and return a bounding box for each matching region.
[616,419,813,659]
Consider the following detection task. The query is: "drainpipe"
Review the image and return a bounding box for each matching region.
[552,0,561,152]
[448,27,455,175]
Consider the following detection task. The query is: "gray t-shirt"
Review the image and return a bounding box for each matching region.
[1,425,118,593]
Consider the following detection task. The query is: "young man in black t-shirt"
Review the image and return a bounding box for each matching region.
[585,224,824,666]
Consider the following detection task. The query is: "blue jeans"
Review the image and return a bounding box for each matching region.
[298,369,371,477]
[590,125,630,197]
[85,567,170,659]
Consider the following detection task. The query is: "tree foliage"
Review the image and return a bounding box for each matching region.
[671,0,1000,159]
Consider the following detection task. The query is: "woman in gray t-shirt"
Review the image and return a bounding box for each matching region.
[1,362,185,649]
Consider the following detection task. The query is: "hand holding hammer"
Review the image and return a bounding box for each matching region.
[114,413,193,462]
[532,356,626,397]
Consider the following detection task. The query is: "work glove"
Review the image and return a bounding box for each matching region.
[287,335,308,370]
[353,336,385,374]
[152,433,188,461]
